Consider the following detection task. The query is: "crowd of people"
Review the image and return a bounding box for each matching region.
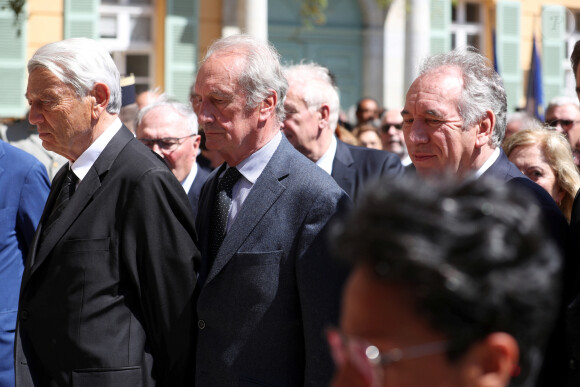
[1,34,580,387]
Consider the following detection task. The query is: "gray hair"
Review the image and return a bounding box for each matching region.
[506,111,543,130]
[418,46,507,147]
[201,34,288,123]
[28,38,121,114]
[136,93,198,135]
[283,62,340,131]
[546,96,580,111]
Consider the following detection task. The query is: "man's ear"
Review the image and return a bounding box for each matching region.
[319,104,330,131]
[91,82,111,119]
[192,134,201,152]
[475,110,495,148]
[460,332,519,387]
[259,91,277,121]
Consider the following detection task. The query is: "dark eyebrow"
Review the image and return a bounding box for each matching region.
[401,109,409,116]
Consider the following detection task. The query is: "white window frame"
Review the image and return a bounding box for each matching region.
[99,0,156,90]
[450,0,486,52]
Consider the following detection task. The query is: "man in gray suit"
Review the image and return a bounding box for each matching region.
[194,34,351,386]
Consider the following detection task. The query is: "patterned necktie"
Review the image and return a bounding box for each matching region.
[41,168,78,241]
[209,167,242,262]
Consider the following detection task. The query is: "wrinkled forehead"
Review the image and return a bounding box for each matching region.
[405,68,464,110]
[546,104,580,119]
[196,52,246,91]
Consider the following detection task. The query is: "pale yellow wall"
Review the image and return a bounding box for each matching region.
[198,0,222,60]
[27,0,64,60]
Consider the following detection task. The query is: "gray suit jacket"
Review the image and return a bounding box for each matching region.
[195,135,351,386]
[15,126,200,386]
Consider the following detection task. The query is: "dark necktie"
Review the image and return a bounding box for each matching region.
[41,168,78,241]
[208,167,242,262]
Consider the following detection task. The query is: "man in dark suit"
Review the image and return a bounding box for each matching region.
[0,140,49,387]
[566,39,580,387]
[136,95,210,218]
[16,38,199,386]
[402,46,569,387]
[194,34,351,386]
[282,63,403,202]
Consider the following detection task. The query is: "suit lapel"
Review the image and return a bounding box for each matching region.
[331,140,356,198]
[205,138,291,285]
[22,126,134,288]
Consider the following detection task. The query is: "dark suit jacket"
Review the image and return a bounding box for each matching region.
[331,140,403,202]
[15,126,200,386]
[482,149,569,387]
[187,162,211,219]
[195,136,351,386]
[567,190,580,387]
[0,141,49,386]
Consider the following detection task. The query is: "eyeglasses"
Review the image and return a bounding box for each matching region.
[327,328,448,385]
[381,123,403,132]
[138,134,195,152]
[545,119,580,129]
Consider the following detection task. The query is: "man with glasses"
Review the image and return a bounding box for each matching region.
[544,96,580,148]
[379,108,411,166]
[282,63,403,202]
[136,95,210,218]
[329,177,561,387]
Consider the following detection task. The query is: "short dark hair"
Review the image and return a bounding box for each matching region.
[332,176,561,386]
[572,40,580,79]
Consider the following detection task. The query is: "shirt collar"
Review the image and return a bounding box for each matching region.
[71,118,123,181]
[234,131,282,184]
[182,162,198,193]
[316,135,337,175]
[473,147,500,180]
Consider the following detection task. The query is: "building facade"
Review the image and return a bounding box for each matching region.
[0,0,578,119]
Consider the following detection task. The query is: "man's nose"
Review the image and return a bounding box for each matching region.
[28,104,44,125]
[407,122,428,144]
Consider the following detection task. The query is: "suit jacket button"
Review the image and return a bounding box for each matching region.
[198,319,206,329]
[20,310,29,321]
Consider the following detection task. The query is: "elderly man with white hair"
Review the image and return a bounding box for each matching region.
[136,95,210,218]
[544,96,580,148]
[16,38,200,386]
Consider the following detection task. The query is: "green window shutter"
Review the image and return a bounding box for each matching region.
[496,1,521,112]
[430,0,451,55]
[0,1,27,117]
[64,0,99,39]
[165,0,198,103]
[541,5,565,105]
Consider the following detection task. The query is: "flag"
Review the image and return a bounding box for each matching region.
[526,35,544,121]
[492,29,499,73]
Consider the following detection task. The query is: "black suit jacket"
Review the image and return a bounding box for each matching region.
[482,149,569,387]
[15,126,200,386]
[331,140,403,202]
[566,190,580,387]
[195,136,351,386]
[187,162,211,219]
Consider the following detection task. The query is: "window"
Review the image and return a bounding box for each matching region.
[451,0,485,51]
[565,8,580,98]
[99,0,155,94]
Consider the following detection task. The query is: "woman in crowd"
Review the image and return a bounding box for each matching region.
[353,123,382,150]
[504,127,580,222]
